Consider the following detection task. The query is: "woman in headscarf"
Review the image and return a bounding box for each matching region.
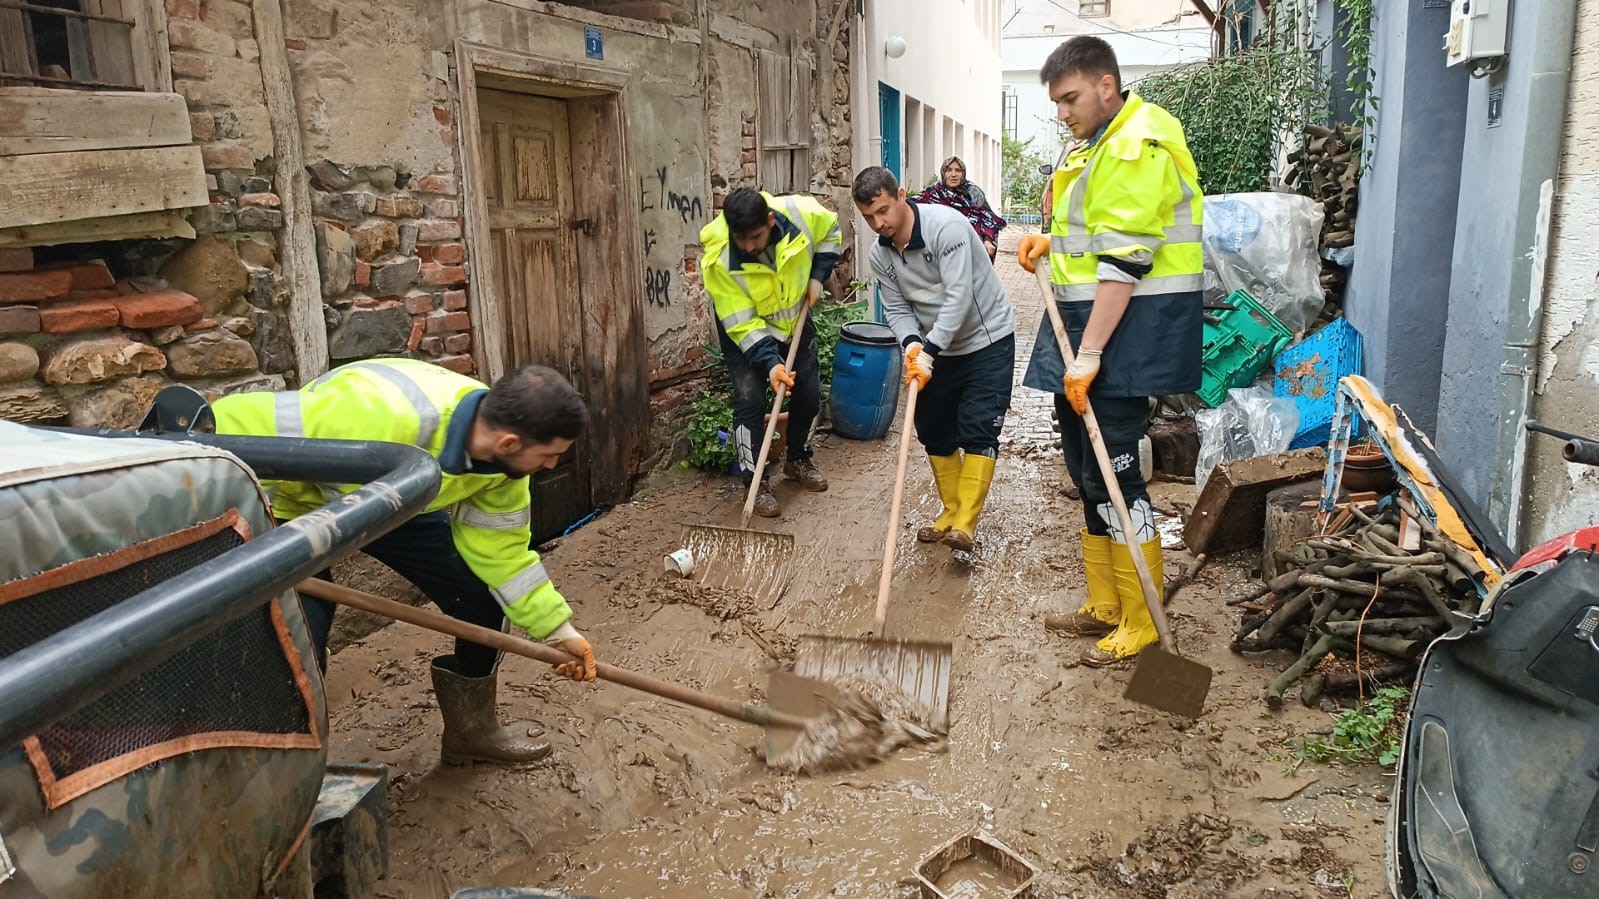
[915,156,1006,262]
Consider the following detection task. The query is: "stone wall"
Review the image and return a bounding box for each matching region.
[0,247,279,428]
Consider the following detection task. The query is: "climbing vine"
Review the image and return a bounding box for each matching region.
[1335,0,1378,164]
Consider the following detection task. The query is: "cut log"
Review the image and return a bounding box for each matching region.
[1263,481,1325,580]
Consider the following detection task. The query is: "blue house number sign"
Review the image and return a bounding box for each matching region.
[585,27,603,60]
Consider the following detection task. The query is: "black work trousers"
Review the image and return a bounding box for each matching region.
[718,317,821,481]
[914,335,1016,458]
[298,510,507,677]
[1057,393,1154,539]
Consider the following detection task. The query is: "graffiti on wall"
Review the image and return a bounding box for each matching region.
[638,165,706,308]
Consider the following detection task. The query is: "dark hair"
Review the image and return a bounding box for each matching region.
[722,187,771,236]
[1040,35,1121,91]
[851,166,900,205]
[941,156,966,175]
[480,364,588,444]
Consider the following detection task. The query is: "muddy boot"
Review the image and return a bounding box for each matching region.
[782,457,829,492]
[917,453,963,542]
[431,656,552,765]
[1080,537,1165,668]
[752,479,781,518]
[941,454,996,552]
[1044,530,1118,637]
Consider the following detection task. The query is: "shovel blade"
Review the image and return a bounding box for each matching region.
[792,634,953,733]
[1124,646,1212,718]
[680,524,796,601]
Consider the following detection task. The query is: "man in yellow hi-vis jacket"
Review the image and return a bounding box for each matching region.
[213,358,596,765]
[1018,36,1204,668]
[700,187,843,518]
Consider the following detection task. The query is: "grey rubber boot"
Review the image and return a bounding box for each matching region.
[431,656,552,765]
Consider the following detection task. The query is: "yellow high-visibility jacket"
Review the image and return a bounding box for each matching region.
[212,358,572,639]
[700,192,841,370]
[1030,91,1205,398]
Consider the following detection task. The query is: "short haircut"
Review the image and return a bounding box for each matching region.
[1040,35,1121,91]
[722,187,771,236]
[480,364,588,444]
[851,166,900,205]
[941,156,966,175]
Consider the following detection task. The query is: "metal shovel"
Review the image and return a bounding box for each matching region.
[1032,264,1212,718]
[679,307,810,602]
[792,381,954,733]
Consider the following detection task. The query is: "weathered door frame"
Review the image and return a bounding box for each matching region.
[453,40,650,503]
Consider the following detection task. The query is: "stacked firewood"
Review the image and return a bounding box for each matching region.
[1232,504,1485,709]
[1286,122,1363,311]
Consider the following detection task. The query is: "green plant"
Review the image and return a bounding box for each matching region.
[1299,685,1410,767]
[1335,0,1378,164]
[1001,133,1050,213]
[812,284,869,402]
[682,390,736,472]
[1136,24,1327,194]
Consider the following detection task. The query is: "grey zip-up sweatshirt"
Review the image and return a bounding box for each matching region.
[870,201,1016,357]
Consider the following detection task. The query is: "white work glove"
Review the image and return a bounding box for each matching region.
[1063,349,1101,415]
[545,620,597,682]
[903,342,933,389]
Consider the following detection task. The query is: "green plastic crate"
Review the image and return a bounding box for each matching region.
[1197,289,1294,407]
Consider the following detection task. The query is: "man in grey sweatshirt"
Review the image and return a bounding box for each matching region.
[852,166,1017,552]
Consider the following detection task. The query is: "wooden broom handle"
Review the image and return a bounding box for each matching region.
[873,380,920,634]
[740,304,812,527]
[296,578,810,730]
[1032,265,1175,653]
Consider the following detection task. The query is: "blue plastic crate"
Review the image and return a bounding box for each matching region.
[1274,318,1364,449]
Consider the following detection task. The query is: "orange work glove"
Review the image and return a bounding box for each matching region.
[769,363,796,392]
[1017,234,1051,273]
[807,278,824,309]
[553,633,598,682]
[1062,349,1101,416]
[903,342,933,389]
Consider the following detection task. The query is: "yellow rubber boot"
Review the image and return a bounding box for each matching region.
[1083,537,1165,666]
[917,453,963,542]
[942,453,996,552]
[1044,531,1119,637]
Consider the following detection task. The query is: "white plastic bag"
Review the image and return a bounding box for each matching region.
[1203,192,1326,336]
[1195,384,1301,488]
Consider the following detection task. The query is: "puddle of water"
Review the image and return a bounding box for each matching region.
[931,854,1023,898]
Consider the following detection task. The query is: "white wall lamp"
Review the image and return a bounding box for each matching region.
[884,35,907,59]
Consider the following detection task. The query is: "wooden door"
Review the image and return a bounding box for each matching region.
[478,88,592,543]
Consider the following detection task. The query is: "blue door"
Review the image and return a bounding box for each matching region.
[878,82,901,179]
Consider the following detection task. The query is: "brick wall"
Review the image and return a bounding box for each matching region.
[0,248,280,427]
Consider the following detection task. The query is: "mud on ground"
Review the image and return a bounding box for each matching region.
[324,243,1391,898]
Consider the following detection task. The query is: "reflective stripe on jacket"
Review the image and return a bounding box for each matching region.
[699,192,842,355]
[1025,92,1204,398]
[211,358,573,639]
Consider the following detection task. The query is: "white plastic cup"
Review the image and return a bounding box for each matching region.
[665,548,695,577]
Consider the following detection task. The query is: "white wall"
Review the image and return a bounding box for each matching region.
[1528,0,1599,543]
[853,0,1005,261]
[1001,24,1210,170]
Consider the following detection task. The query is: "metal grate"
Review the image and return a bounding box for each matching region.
[0,0,141,91]
[0,528,313,784]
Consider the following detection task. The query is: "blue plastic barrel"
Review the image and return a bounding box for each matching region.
[830,321,901,440]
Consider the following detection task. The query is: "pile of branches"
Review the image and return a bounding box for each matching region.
[1232,505,1485,709]
[1287,122,1363,311]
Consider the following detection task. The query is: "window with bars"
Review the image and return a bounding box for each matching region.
[1080,0,1110,17]
[1002,89,1018,141]
[0,0,159,91]
[756,48,813,194]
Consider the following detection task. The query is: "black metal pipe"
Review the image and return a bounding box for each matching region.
[0,433,440,751]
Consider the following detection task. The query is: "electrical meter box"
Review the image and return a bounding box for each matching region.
[1445,0,1509,67]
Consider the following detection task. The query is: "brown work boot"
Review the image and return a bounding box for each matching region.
[783,457,829,492]
[752,480,781,518]
[431,657,552,765]
[1044,611,1116,637]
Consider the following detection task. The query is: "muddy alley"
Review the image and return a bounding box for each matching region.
[324,238,1391,898]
